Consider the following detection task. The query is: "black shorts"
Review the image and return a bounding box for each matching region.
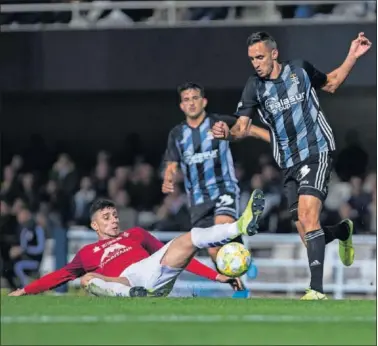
[190,192,243,244]
[283,152,333,214]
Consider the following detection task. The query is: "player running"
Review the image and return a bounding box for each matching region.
[212,31,372,300]
[162,82,269,267]
[9,193,265,298]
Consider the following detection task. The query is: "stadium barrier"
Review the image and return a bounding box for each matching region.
[39,227,377,299]
[1,0,375,30]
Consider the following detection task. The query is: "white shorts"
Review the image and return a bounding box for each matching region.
[120,241,183,297]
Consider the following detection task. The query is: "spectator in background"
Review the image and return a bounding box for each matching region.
[9,155,24,176]
[234,162,249,192]
[339,176,372,233]
[107,177,120,200]
[72,176,96,226]
[257,153,274,172]
[129,163,162,228]
[50,153,78,197]
[114,166,132,190]
[114,189,137,230]
[93,161,111,197]
[96,150,111,165]
[11,198,27,216]
[155,184,191,232]
[20,173,40,213]
[40,180,70,227]
[335,130,369,182]
[0,199,19,290]
[1,166,20,203]
[129,163,161,212]
[11,207,45,288]
[366,174,377,233]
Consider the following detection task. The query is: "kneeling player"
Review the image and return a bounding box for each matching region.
[9,191,264,298]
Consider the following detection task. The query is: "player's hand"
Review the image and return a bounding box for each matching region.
[349,32,372,59]
[212,121,230,139]
[162,179,174,194]
[9,246,23,259]
[215,274,245,291]
[8,288,26,296]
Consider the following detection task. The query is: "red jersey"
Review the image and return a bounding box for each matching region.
[24,227,218,294]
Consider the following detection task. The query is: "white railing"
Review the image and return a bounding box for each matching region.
[40,228,377,299]
[1,0,376,31]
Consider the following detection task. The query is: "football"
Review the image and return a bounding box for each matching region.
[216,242,252,277]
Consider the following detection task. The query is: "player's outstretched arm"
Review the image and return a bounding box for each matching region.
[248,125,271,143]
[8,254,85,296]
[322,32,372,93]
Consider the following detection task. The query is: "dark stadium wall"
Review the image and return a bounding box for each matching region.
[0,23,376,91]
[2,87,376,173]
[1,23,376,171]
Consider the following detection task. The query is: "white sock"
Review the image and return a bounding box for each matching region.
[190,222,240,249]
[87,278,131,297]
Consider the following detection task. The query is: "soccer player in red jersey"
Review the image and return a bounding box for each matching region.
[9,193,264,297]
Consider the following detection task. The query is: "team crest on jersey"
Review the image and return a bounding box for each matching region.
[290,73,300,85]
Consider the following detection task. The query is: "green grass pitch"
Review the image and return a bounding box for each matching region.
[1,296,376,345]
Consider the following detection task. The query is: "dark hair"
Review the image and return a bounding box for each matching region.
[89,199,116,219]
[177,82,205,98]
[246,31,277,50]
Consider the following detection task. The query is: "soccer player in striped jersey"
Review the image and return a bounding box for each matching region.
[212,32,372,300]
[162,82,269,270]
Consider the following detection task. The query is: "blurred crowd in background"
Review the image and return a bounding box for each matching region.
[1,129,376,288]
[1,0,376,26]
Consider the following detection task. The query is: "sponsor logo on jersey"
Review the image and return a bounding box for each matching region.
[99,243,131,268]
[183,149,218,165]
[265,92,305,115]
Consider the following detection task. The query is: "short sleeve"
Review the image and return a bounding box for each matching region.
[164,129,181,163]
[234,76,260,118]
[301,60,327,90]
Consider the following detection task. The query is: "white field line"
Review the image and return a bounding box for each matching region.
[1,314,376,324]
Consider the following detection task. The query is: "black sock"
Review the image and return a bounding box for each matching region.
[305,229,325,293]
[322,226,336,245]
[323,222,349,243]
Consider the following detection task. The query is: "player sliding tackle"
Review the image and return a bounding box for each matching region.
[9,192,264,298]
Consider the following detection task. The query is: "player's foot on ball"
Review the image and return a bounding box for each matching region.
[130,286,148,297]
[338,219,355,267]
[237,189,265,236]
[300,288,328,300]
